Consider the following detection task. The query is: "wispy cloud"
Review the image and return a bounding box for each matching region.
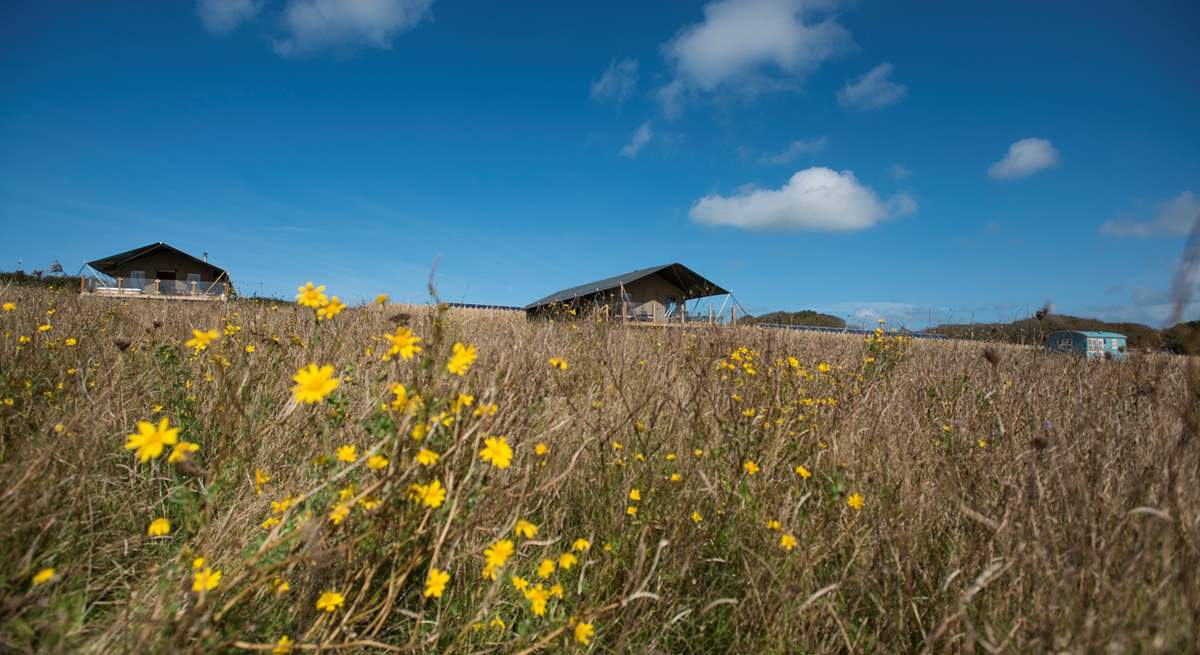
[656,0,853,118]
[274,0,433,56]
[987,137,1060,180]
[888,163,911,179]
[197,0,262,35]
[760,136,827,165]
[837,62,907,110]
[1100,191,1199,238]
[590,59,639,106]
[620,122,653,158]
[690,166,915,231]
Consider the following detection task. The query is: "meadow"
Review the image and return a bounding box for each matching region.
[1,282,1198,654]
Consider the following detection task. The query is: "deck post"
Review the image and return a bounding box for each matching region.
[708,306,713,324]
[191,281,197,295]
[79,276,85,294]
[117,277,123,291]
[155,279,161,294]
[731,305,737,325]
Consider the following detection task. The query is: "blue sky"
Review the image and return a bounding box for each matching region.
[2,0,1198,328]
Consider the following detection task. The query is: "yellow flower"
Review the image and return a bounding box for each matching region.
[31,567,56,586]
[374,293,389,305]
[693,448,704,458]
[193,557,205,570]
[291,364,339,404]
[64,337,77,346]
[329,504,350,524]
[316,296,346,320]
[572,538,591,552]
[489,615,506,630]
[192,567,221,592]
[549,583,564,598]
[424,567,450,598]
[780,533,797,551]
[359,497,381,510]
[523,584,549,616]
[575,621,594,645]
[168,440,199,464]
[794,465,811,479]
[272,635,293,654]
[446,342,477,376]
[415,449,439,466]
[38,323,52,332]
[536,558,556,579]
[125,417,180,462]
[383,327,422,361]
[54,423,65,434]
[147,518,171,536]
[817,362,831,373]
[767,519,781,530]
[978,439,988,449]
[261,517,280,530]
[743,460,760,475]
[410,480,447,508]
[691,511,703,523]
[558,552,577,570]
[316,590,344,612]
[273,578,290,594]
[847,492,864,510]
[336,444,357,462]
[245,345,255,353]
[670,473,682,482]
[255,468,271,493]
[185,329,219,351]
[626,506,637,517]
[368,454,389,470]
[482,539,514,579]
[628,488,641,501]
[1,302,14,311]
[511,575,530,590]
[548,357,568,370]
[480,436,513,469]
[271,497,295,514]
[295,282,328,308]
[514,519,538,539]
[534,442,548,456]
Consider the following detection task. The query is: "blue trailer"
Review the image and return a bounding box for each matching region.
[1045,330,1127,360]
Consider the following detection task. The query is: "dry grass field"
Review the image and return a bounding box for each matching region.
[1,283,1198,654]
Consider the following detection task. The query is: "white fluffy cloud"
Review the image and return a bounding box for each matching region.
[275,0,433,56]
[690,166,915,231]
[591,59,639,105]
[197,0,262,34]
[1100,191,1199,238]
[657,0,852,117]
[837,62,907,110]
[761,136,827,164]
[621,123,654,158]
[987,138,1060,180]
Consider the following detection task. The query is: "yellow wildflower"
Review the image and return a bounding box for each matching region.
[255,468,271,493]
[511,575,530,590]
[780,533,797,550]
[192,567,221,592]
[185,329,219,351]
[31,568,56,586]
[147,518,171,536]
[168,440,199,464]
[480,436,513,469]
[537,558,556,579]
[558,552,577,570]
[795,465,811,479]
[410,480,447,508]
[628,489,641,501]
[424,567,450,598]
[534,442,548,456]
[374,293,389,305]
[446,342,477,376]
[329,504,350,524]
[626,506,637,517]
[1,302,13,311]
[743,460,760,475]
[316,296,346,320]
[847,492,864,510]
[272,635,293,654]
[691,511,703,523]
[295,282,327,308]
[575,621,595,645]
[336,444,357,462]
[368,454,389,470]
[523,584,549,616]
[549,357,568,370]
[383,327,422,361]
[514,519,538,539]
[38,324,52,332]
[125,417,180,462]
[315,590,344,612]
[415,449,439,466]
[291,364,339,404]
[64,337,77,346]
[572,538,591,552]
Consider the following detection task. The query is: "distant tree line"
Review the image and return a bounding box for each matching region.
[742,310,846,328]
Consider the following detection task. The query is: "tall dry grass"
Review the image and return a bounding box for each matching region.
[1,283,1198,653]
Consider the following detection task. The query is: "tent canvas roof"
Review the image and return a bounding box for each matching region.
[525,263,727,310]
[86,242,228,280]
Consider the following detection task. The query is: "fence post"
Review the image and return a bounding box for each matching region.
[731,306,737,325]
[117,277,123,291]
[156,279,161,294]
[79,276,84,294]
[191,281,197,295]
